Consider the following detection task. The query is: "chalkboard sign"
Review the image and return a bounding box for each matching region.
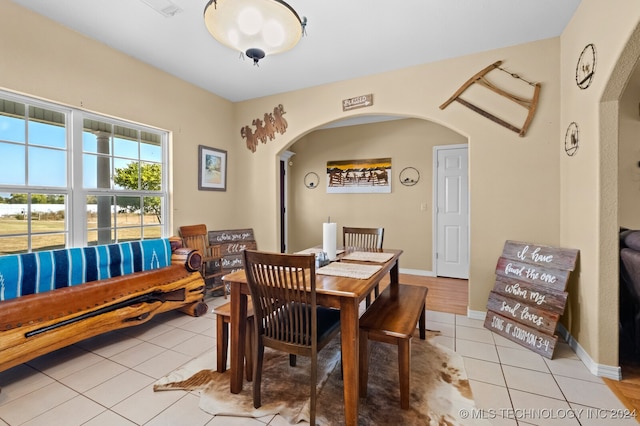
[208,228,256,275]
[483,240,579,358]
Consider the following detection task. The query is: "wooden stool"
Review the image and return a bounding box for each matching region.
[358,284,428,409]
[213,300,255,381]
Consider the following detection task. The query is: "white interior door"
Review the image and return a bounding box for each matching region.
[434,145,469,279]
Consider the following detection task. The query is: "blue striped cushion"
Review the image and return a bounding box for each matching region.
[0,238,171,301]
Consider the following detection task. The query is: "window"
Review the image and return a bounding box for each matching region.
[0,91,169,255]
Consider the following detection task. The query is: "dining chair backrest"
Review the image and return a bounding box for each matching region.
[343,226,384,250]
[243,250,318,353]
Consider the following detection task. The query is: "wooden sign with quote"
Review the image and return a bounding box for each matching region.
[484,240,579,358]
[208,228,257,275]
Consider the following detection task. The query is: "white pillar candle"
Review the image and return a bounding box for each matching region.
[322,222,337,261]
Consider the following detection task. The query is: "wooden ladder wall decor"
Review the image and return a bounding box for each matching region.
[439,60,541,137]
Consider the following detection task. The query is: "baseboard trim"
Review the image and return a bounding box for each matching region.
[556,323,621,380]
[399,268,435,277]
[463,312,621,380]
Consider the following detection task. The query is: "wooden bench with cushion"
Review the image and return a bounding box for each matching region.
[358,283,429,409]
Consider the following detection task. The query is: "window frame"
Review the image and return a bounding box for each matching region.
[0,90,170,253]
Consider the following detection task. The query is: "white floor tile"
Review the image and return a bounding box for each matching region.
[144,393,214,426]
[0,381,78,425]
[468,379,512,414]
[21,395,105,426]
[0,364,55,404]
[58,358,128,393]
[81,410,137,426]
[133,349,193,379]
[544,356,603,384]
[110,385,186,425]
[569,402,640,426]
[110,341,168,368]
[457,325,495,344]
[497,345,549,372]
[508,389,580,425]
[84,369,156,408]
[426,310,456,325]
[456,315,485,329]
[502,365,564,400]
[555,375,626,409]
[455,339,499,363]
[464,357,506,386]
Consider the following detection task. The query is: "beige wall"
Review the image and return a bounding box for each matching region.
[0,0,238,236]
[560,0,640,367]
[286,118,466,271]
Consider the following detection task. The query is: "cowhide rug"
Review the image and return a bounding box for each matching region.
[154,330,490,425]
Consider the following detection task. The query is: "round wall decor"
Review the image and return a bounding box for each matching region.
[399,167,420,186]
[304,172,319,189]
[575,43,596,90]
[564,122,579,157]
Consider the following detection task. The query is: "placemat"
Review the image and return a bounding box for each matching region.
[295,247,345,255]
[317,262,382,279]
[340,251,394,263]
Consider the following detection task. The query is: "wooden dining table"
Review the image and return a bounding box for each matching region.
[222,248,402,426]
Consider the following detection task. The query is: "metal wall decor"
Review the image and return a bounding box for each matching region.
[576,44,596,90]
[241,104,288,153]
[304,172,319,189]
[399,167,420,186]
[564,122,579,157]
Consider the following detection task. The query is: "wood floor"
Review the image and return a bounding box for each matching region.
[391,273,640,419]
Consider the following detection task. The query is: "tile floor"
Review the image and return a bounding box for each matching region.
[0,294,637,426]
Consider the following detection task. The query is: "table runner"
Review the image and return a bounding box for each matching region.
[340,251,394,263]
[317,262,382,279]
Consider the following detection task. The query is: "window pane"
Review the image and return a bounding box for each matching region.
[113,159,139,190]
[114,136,138,159]
[87,230,115,246]
[143,196,162,224]
[0,142,25,185]
[118,227,142,243]
[141,162,162,191]
[143,226,162,239]
[83,154,112,189]
[0,111,26,143]
[90,195,114,246]
[116,195,141,218]
[28,105,66,148]
[29,146,66,187]
[31,233,65,252]
[0,235,28,255]
[141,139,161,162]
[83,119,112,153]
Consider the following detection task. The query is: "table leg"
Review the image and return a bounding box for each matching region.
[340,297,360,426]
[390,259,400,285]
[230,282,247,394]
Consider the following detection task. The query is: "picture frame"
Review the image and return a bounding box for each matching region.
[326,157,391,194]
[198,145,227,191]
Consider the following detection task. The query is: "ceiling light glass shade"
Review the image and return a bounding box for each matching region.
[204,0,303,63]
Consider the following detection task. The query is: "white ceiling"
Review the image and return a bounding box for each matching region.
[11,0,581,103]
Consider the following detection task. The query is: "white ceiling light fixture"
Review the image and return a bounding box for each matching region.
[203,0,307,66]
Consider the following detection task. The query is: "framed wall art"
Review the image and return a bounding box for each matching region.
[198,145,227,191]
[326,158,391,194]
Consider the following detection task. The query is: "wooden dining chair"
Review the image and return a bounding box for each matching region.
[343,226,385,306]
[342,226,384,251]
[179,224,226,298]
[243,249,341,426]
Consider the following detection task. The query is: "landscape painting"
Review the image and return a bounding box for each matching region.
[326,158,391,194]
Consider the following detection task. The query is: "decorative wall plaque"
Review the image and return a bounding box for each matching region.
[484,240,579,359]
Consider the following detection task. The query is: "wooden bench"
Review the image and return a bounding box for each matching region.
[213,300,255,381]
[358,283,429,409]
